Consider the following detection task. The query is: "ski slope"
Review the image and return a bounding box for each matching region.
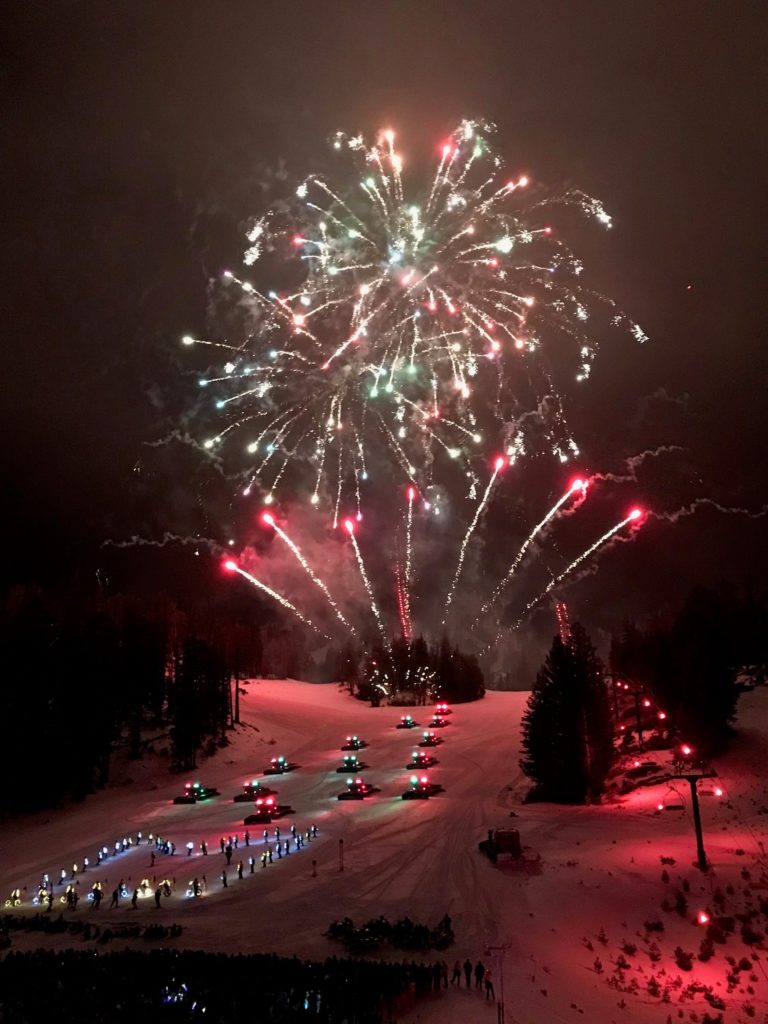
[3,679,768,1024]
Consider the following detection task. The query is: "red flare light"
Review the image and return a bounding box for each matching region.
[407,486,416,501]
[570,477,587,493]
[343,518,355,535]
[658,711,667,721]
[261,512,275,527]
[697,910,710,926]
[681,744,693,757]
[494,455,506,472]
[629,507,643,521]
[223,560,238,572]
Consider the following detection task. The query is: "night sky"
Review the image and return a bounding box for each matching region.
[3,2,767,639]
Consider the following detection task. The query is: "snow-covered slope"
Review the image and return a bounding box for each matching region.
[3,680,768,1024]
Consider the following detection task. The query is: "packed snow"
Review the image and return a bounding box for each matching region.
[3,679,768,1024]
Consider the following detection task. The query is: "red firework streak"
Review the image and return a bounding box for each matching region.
[554,600,571,643]
[395,561,414,641]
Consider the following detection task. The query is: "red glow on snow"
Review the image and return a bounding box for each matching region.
[697,910,710,926]
[343,519,355,535]
[223,560,238,572]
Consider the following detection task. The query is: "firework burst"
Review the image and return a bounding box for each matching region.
[185,119,646,510]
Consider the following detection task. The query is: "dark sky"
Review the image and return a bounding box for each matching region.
[2,2,767,633]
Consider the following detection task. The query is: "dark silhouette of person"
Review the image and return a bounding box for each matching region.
[131,888,138,909]
[154,888,161,909]
[109,888,119,909]
[451,960,461,985]
[463,958,472,987]
[474,960,485,989]
[225,845,233,865]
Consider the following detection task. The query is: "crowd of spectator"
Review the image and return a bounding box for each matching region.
[326,914,454,953]
[0,947,444,1022]
[0,913,182,949]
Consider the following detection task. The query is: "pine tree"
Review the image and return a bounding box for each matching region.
[520,623,613,803]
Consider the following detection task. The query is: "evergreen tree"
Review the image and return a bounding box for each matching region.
[520,623,613,803]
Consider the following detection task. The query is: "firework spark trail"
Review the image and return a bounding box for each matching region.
[510,508,644,629]
[344,520,390,650]
[442,456,505,623]
[261,513,357,638]
[223,561,331,638]
[394,561,413,641]
[478,477,588,619]
[404,486,415,627]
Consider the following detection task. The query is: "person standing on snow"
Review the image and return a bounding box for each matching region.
[474,960,485,990]
[451,960,461,985]
[484,969,495,1002]
[463,958,472,988]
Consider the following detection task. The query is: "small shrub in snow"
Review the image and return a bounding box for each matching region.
[621,942,637,956]
[644,919,664,933]
[698,937,714,961]
[660,855,676,865]
[740,922,762,945]
[673,946,693,971]
[674,891,688,916]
